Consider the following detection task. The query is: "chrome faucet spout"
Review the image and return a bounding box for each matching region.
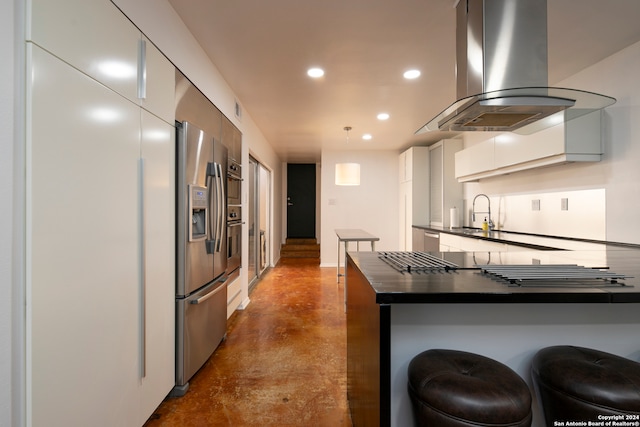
[472,193,493,229]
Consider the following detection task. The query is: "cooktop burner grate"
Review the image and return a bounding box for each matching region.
[476,264,633,287]
[378,251,459,273]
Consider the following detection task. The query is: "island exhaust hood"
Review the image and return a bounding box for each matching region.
[416,0,615,135]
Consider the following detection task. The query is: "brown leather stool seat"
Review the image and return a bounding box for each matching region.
[407,349,532,427]
[532,345,640,425]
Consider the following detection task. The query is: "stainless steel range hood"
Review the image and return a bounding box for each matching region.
[416,0,615,135]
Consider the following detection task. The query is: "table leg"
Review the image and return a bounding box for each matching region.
[344,241,349,313]
[337,238,341,283]
[344,241,349,265]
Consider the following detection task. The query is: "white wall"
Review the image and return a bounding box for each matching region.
[462,41,640,244]
[320,150,400,267]
[112,0,284,307]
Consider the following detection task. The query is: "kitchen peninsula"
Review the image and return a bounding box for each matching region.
[346,249,640,427]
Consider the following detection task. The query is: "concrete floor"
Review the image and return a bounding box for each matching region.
[144,258,352,426]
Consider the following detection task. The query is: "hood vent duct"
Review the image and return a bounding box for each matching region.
[416,0,615,135]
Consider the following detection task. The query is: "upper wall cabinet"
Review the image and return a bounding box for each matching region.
[221,116,242,162]
[140,36,175,124]
[455,111,603,182]
[28,0,175,124]
[29,0,139,101]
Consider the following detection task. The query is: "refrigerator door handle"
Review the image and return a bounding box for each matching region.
[205,164,216,254]
[216,162,225,253]
[190,280,226,305]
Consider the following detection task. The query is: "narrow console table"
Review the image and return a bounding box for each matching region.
[335,229,379,283]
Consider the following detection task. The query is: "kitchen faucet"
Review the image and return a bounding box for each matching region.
[472,193,494,230]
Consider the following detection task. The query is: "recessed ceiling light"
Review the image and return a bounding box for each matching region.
[403,69,421,79]
[362,134,372,140]
[307,67,325,78]
[377,113,390,121]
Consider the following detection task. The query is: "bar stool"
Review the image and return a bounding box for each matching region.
[408,349,532,426]
[532,345,640,424]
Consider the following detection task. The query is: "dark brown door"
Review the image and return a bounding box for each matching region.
[287,163,315,238]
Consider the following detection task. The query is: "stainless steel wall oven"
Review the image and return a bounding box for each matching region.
[227,159,242,206]
[226,159,242,282]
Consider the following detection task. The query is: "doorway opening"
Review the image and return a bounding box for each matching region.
[248,156,271,290]
[281,163,319,260]
[286,163,316,239]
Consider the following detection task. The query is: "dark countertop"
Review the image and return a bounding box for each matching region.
[412,224,640,251]
[347,250,640,304]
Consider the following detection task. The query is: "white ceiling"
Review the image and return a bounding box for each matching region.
[167,0,640,162]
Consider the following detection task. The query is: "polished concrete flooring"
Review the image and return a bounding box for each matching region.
[145,258,352,426]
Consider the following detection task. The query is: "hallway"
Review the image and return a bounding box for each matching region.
[145,258,352,426]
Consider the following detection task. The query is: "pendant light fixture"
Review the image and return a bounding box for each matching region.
[343,126,352,143]
[335,126,361,186]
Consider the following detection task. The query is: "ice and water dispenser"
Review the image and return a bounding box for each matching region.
[188,185,208,241]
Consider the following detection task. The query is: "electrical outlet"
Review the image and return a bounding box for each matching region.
[561,198,569,211]
[532,199,541,211]
[532,258,541,265]
[328,198,336,206]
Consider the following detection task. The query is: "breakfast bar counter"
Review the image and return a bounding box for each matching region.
[345,250,640,427]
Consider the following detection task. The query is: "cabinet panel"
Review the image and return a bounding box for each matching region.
[399,151,407,182]
[138,111,175,423]
[411,227,425,251]
[494,124,564,168]
[429,140,463,228]
[455,138,494,178]
[221,116,241,161]
[232,126,243,162]
[455,112,603,182]
[398,147,429,250]
[28,44,140,426]
[399,181,410,249]
[141,36,175,124]
[29,0,140,103]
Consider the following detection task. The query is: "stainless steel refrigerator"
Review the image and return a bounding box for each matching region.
[173,121,228,396]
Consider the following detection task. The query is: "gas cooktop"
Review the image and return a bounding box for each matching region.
[377,251,632,288]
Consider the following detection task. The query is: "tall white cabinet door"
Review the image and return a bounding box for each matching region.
[399,180,409,249]
[27,44,140,427]
[29,0,140,103]
[140,36,175,124]
[138,110,175,423]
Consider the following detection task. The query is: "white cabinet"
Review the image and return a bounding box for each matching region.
[139,110,175,421]
[439,233,540,253]
[398,147,429,250]
[455,112,603,182]
[28,0,175,125]
[440,234,507,252]
[29,0,140,103]
[141,36,176,124]
[222,115,243,161]
[29,44,139,426]
[454,138,495,178]
[26,2,175,425]
[399,147,416,183]
[429,140,463,228]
